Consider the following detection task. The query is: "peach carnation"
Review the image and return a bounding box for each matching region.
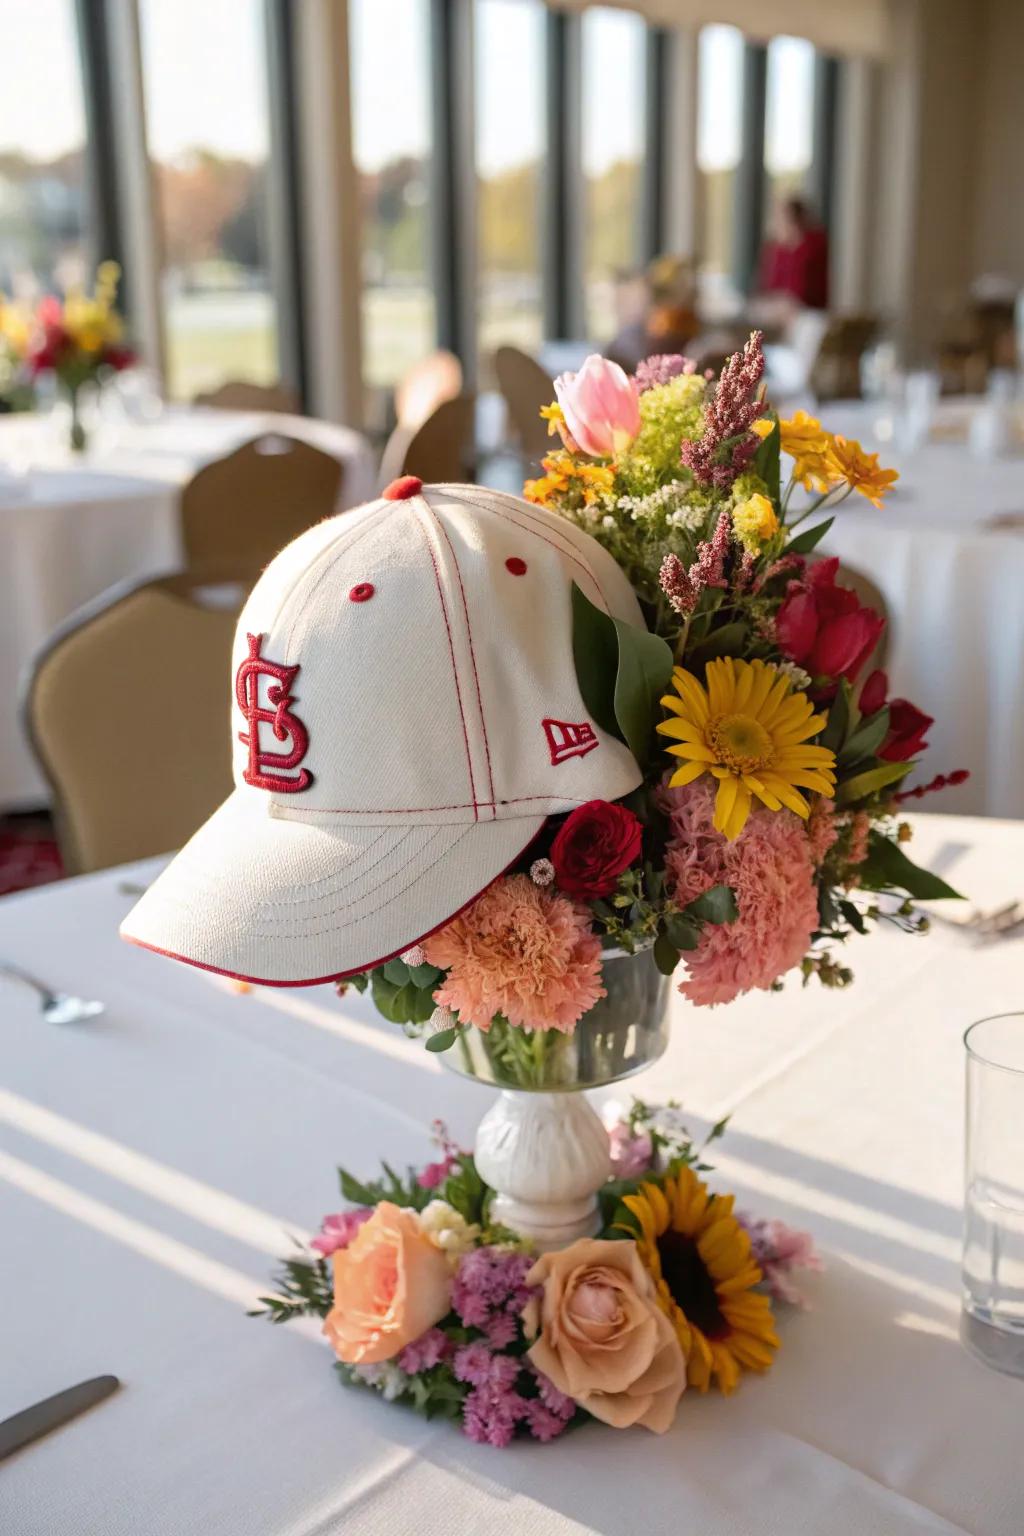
[661,778,819,1007]
[805,796,839,865]
[422,874,605,1033]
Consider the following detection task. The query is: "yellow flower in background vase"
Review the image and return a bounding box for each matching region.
[618,1165,779,1394]
[732,492,779,551]
[657,657,836,840]
[827,435,899,507]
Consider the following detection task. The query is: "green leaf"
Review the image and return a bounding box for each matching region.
[339,1168,380,1206]
[839,708,890,766]
[820,678,854,754]
[408,963,442,988]
[859,832,964,900]
[752,411,780,504]
[687,620,748,667]
[664,913,700,950]
[687,883,738,924]
[382,958,409,986]
[612,616,674,766]
[571,582,621,738]
[784,516,834,556]
[425,1026,460,1053]
[838,898,868,934]
[835,759,912,806]
[653,932,680,975]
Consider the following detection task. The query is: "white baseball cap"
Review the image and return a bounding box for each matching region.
[121,479,644,985]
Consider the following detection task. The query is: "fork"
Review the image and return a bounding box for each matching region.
[0,963,105,1024]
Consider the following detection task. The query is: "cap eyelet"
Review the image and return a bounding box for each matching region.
[349,583,375,603]
[505,557,527,576]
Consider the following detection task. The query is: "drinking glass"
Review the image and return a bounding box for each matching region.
[962,1013,1024,1375]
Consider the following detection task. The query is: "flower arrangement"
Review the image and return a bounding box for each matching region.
[254,1108,820,1442]
[1,262,134,450]
[343,333,963,1062]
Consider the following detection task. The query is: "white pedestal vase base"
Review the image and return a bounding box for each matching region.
[474,1090,613,1251]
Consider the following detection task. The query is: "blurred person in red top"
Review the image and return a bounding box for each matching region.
[759,196,830,311]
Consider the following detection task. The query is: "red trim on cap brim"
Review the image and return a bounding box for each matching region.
[120,824,544,989]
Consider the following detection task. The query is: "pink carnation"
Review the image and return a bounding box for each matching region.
[422,874,605,1033]
[806,797,839,865]
[661,779,818,1006]
[310,1207,372,1257]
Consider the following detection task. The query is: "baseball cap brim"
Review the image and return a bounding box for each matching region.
[120,791,544,986]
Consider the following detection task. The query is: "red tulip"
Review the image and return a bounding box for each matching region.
[775,558,885,685]
[859,668,888,716]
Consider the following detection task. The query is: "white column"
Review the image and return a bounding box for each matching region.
[293,0,364,427]
[832,56,878,313]
[662,27,701,264]
[105,0,166,387]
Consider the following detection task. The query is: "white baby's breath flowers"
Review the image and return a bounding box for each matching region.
[400,944,426,967]
[616,481,705,530]
[355,1361,409,1400]
[530,857,555,887]
[419,1199,480,1258]
[428,1004,457,1035]
[775,659,812,690]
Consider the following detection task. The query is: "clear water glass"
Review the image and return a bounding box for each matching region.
[962,1014,1024,1374]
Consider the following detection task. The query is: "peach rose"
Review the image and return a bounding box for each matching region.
[323,1202,452,1365]
[523,1239,685,1433]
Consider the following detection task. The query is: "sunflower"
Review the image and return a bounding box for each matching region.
[826,435,899,507]
[657,657,836,840]
[617,1166,779,1394]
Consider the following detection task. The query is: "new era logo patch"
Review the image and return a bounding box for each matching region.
[542,718,599,766]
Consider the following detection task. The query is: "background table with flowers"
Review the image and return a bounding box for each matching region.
[0,811,1020,1536]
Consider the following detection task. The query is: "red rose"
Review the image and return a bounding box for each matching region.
[856,669,933,760]
[776,557,885,685]
[550,800,643,900]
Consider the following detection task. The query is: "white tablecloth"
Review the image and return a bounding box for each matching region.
[0,811,1021,1535]
[0,409,377,810]
[811,399,1024,819]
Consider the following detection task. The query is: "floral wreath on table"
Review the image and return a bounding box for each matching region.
[338,332,964,1061]
[255,1106,822,1443]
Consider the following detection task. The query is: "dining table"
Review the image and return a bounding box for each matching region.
[0,808,1021,1535]
[804,395,1024,821]
[0,406,377,812]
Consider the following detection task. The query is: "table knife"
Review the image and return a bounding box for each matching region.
[0,1375,120,1462]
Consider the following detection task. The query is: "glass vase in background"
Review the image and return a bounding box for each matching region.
[962,1013,1024,1376]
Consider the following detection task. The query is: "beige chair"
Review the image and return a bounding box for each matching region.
[180,435,342,582]
[394,350,463,431]
[378,395,476,488]
[493,345,554,470]
[193,380,301,415]
[24,576,242,874]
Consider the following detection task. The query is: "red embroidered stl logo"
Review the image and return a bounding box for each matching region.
[235,633,312,792]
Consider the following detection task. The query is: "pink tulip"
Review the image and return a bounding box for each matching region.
[554,354,641,458]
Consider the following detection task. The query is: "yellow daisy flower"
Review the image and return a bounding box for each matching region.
[755,410,840,492]
[657,657,836,840]
[618,1166,779,1394]
[524,451,614,509]
[826,435,899,507]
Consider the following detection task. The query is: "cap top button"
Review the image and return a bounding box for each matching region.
[382,475,424,501]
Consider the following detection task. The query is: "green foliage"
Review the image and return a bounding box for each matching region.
[859,832,964,900]
[570,582,674,765]
[835,760,912,806]
[687,884,739,925]
[751,411,781,505]
[783,517,834,556]
[571,582,621,738]
[250,1249,334,1324]
[370,965,439,1027]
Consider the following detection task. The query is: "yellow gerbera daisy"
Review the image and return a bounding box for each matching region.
[617,1166,779,1394]
[826,435,899,507]
[657,657,836,840]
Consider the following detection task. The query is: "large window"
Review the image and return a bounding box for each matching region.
[580,7,645,343]
[139,0,278,400]
[350,0,434,393]
[764,36,816,216]
[696,23,744,316]
[0,0,87,297]
[475,0,545,365]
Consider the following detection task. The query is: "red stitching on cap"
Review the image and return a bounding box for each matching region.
[349,582,374,602]
[412,507,479,820]
[426,505,496,816]
[235,633,312,792]
[440,486,612,611]
[505,557,527,575]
